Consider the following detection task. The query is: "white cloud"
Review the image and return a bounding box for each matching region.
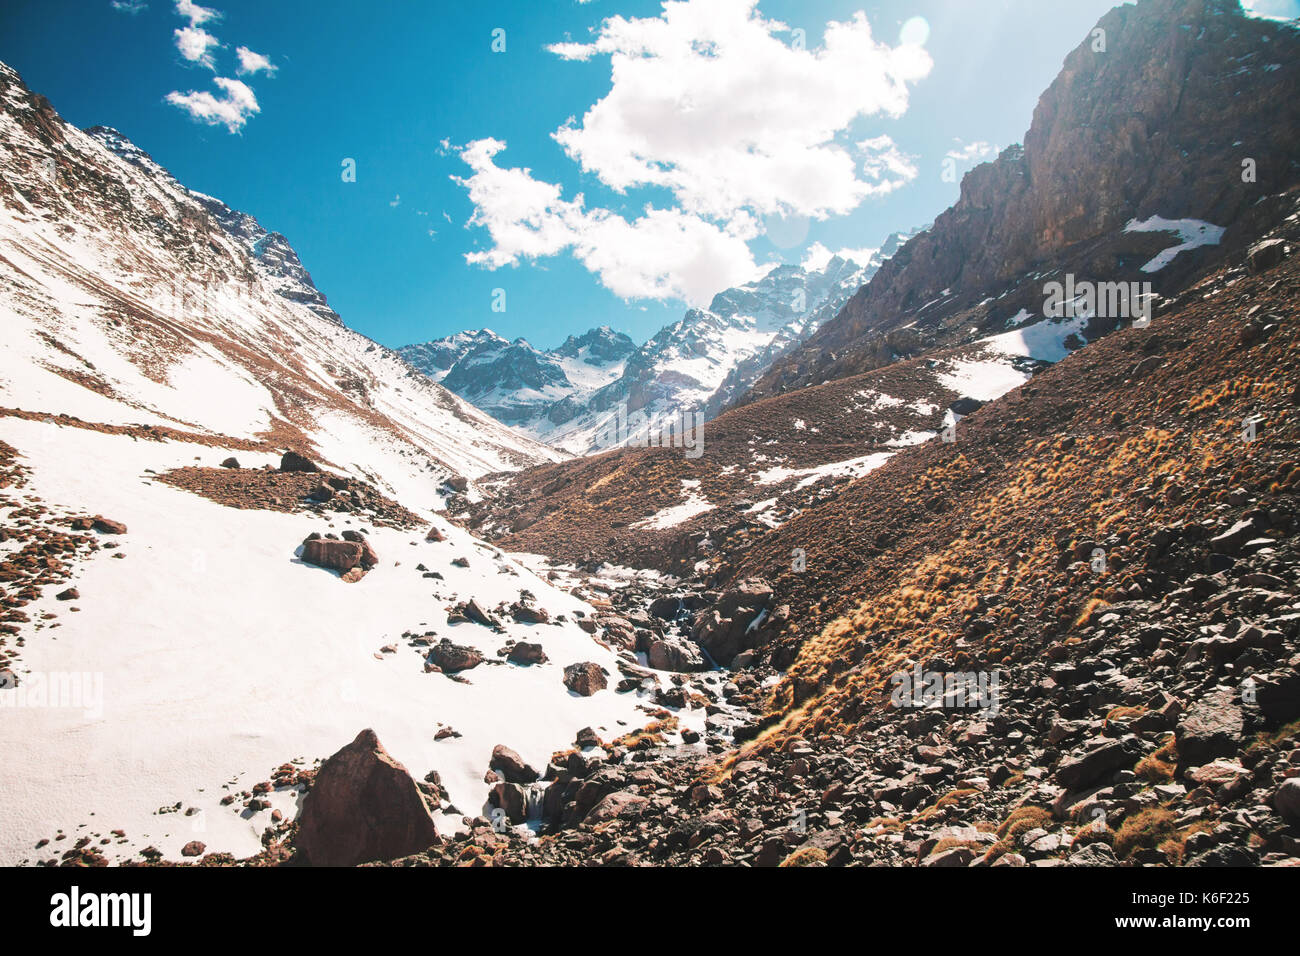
[453,0,932,305]
[455,138,761,305]
[111,1,148,14]
[857,134,919,196]
[235,46,277,76]
[946,139,999,164]
[1240,0,1300,19]
[174,26,221,69]
[546,0,931,225]
[165,76,258,133]
[176,0,220,26]
[801,241,879,272]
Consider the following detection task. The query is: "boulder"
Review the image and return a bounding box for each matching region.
[509,602,550,625]
[691,578,773,666]
[489,745,539,785]
[1274,778,1300,824]
[1210,519,1257,556]
[1056,736,1137,791]
[648,595,686,620]
[279,450,319,473]
[584,790,648,824]
[1176,687,1244,766]
[563,662,608,696]
[489,782,527,824]
[91,516,127,535]
[1247,238,1286,274]
[506,642,547,665]
[1069,843,1118,867]
[301,538,365,574]
[295,729,437,866]
[427,639,483,673]
[459,599,498,628]
[647,637,707,672]
[1252,670,1300,724]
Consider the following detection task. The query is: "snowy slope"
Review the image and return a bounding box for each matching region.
[0,418,691,864]
[0,60,561,513]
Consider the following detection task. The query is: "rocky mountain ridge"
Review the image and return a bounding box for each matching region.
[744,0,1300,404]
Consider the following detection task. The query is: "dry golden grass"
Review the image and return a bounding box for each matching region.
[866,816,905,832]
[612,717,679,751]
[778,846,827,867]
[1135,735,1177,783]
[1159,820,1216,865]
[750,415,1256,752]
[1104,705,1146,732]
[1113,807,1178,860]
[935,788,980,809]
[997,805,1054,839]
[981,805,1055,863]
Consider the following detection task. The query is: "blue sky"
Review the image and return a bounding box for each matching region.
[1,0,1296,350]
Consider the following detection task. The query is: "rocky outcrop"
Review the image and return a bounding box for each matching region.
[746,0,1300,403]
[647,636,706,673]
[279,451,319,473]
[489,745,539,785]
[563,662,608,696]
[691,578,774,666]
[426,639,483,673]
[299,535,378,576]
[86,125,344,326]
[295,729,438,866]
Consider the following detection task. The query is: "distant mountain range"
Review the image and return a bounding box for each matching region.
[399,232,919,454]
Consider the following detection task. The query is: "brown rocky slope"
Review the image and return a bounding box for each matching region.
[385,214,1300,868]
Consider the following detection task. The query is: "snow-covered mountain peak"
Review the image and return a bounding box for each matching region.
[404,238,916,455]
[0,59,561,506]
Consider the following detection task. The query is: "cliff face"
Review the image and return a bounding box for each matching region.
[744,0,1300,403]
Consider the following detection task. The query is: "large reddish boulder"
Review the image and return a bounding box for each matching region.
[280,451,319,473]
[295,729,438,866]
[584,791,648,824]
[301,538,364,572]
[489,744,539,784]
[691,577,773,666]
[300,535,378,575]
[563,662,609,696]
[426,639,483,673]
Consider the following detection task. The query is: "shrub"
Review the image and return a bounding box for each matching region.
[779,847,827,867]
[1113,808,1179,860]
[1135,735,1177,783]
